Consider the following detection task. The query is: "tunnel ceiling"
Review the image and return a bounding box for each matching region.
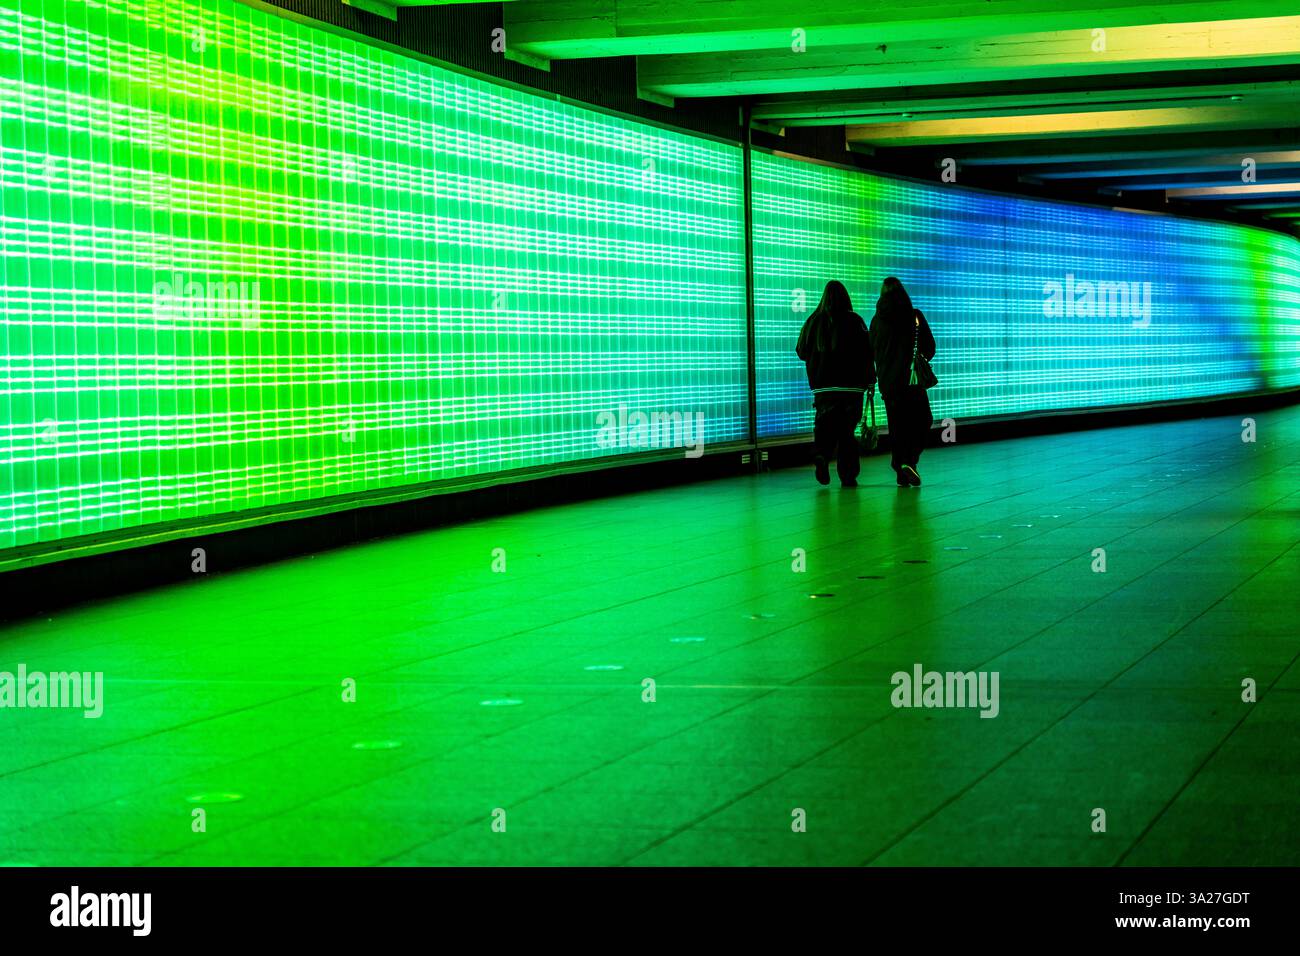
[385,0,1300,235]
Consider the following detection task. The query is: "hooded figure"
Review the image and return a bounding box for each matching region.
[796,280,874,487]
[868,277,936,486]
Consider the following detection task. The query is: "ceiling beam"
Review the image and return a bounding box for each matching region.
[1094,171,1300,192]
[1021,151,1300,180]
[886,129,1300,165]
[844,104,1298,146]
[752,81,1299,126]
[636,17,1300,97]
[1167,183,1300,198]
[505,1,1300,59]
[341,0,397,20]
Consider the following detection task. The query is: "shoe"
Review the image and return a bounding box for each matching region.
[814,456,830,486]
[841,479,858,488]
[901,465,921,486]
[895,467,909,486]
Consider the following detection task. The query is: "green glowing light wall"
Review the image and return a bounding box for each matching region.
[753,151,1300,438]
[0,0,747,551]
[5,1,1300,563]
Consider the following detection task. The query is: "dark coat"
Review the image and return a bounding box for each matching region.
[869,291,935,400]
[795,310,875,393]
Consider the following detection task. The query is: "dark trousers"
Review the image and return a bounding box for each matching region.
[883,385,933,472]
[812,391,864,482]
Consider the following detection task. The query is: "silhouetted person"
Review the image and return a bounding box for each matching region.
[796,280,874,487]
[869,277,936,486]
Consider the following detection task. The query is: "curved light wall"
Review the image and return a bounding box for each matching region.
[1,0,1298,563]
[753,151,1300,439]
[0,0,748,554]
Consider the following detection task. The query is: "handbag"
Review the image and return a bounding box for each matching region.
[908,314,937,390]
[858,384,879,451]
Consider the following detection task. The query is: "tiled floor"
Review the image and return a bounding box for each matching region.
[1,405,1298,866]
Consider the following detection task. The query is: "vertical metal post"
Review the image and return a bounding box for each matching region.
[741,104,759,470]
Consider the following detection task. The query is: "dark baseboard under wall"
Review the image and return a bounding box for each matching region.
[2,388,1296,624]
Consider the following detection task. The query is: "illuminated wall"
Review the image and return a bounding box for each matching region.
[2,1,1299,563]
[0,0,747,552]
[753,151,1300,438]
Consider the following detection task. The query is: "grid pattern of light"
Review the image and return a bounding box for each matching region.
[752,151,1300,438]
[0,0,748,551]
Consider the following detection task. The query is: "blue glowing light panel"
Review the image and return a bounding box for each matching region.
[753,151,1300,438]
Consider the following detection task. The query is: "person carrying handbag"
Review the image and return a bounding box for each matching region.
[867,277,937,486]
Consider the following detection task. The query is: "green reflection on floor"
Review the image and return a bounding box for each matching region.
[1,407,1298,866]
